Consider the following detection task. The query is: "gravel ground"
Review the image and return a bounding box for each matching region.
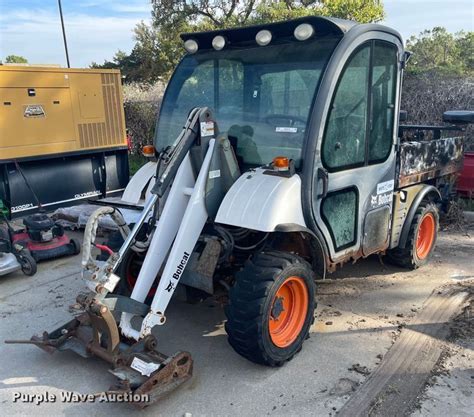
[0,226,472,417]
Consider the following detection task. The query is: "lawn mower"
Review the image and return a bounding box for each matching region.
[9,161,80,262]
[11,213,80,262]
[0,201,37,277]
[7,16,474,407]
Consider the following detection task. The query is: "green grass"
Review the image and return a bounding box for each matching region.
[129,154,148,176]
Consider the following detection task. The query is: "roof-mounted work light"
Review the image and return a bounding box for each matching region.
[294,23,314,41]
[256,30,272,46]
[212,35,226,50]
[184,39,199,54]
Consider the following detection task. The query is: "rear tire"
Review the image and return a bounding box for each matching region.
[387,201,439,269]
[225,251,316,366]
[69,238,81,255]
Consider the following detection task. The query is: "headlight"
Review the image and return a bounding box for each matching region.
[212,35,226,50]
[184,39,199,54]
[294,23,314,41]
[256,30,272,46]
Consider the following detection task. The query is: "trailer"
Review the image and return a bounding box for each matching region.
[0,66,129,217]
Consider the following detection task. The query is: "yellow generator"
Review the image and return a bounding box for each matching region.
[0,65,129,217]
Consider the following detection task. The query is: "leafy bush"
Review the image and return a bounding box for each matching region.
[123,82,165,154]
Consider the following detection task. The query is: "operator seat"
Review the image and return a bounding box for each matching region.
[227,124,262,168]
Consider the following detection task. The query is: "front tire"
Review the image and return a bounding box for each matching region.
[225,251,316,366]
[18,250,37,276]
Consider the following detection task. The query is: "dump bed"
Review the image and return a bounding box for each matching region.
[398,135,464,188]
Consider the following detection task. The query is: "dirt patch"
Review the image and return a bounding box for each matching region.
[447,283,474,342]
[410,281,474,415]
[337,281,472,417]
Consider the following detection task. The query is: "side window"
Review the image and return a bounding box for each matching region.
[322,45,370,171]
[321,188,358,250]
[369,42,397,163]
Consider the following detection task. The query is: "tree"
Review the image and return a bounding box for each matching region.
[151,1,384,28]
[406,27,473,75]
[149,1,385,77]
[4,55,28,64]
[96,1,385,82]
[93,24,168,83]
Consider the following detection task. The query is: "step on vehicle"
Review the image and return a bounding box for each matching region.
[8,16,474,407]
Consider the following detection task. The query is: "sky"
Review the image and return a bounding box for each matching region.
[0,0,473,67]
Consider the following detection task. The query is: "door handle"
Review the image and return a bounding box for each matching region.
[317,168,328,199]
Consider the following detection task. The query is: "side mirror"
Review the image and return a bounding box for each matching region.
[399,110,408,122]
[404,51,412,64]
[443,110,474,125]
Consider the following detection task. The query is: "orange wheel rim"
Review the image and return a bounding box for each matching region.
[416,213,435,259]
[269,276,309,348]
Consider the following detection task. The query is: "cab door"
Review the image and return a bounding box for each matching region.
[312,39,400,262]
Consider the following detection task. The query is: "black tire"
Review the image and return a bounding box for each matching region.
[69,238,81,255]
[18,249,37,276]
[225,251,316,367]
[387,201,439,269]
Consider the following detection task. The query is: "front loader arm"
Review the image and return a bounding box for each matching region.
[152,107,202,197]
[138,137,216,337]
[116,108,219,339]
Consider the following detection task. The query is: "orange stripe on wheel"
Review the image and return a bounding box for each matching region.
[416,213,436,260]
[269,276,309,348]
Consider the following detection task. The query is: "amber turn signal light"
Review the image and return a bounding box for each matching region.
[272,156,290,170]
[142,145,155,158]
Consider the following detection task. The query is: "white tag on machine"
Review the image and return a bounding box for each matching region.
[209,169,221,179]
[200,121,215,137]
[130,357,161,377]
[377,180,395,195]
[275,127,298,133]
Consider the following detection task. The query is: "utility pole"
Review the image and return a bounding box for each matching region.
[58,0,70,68]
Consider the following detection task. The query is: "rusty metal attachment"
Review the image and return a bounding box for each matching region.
[5,293,193,408]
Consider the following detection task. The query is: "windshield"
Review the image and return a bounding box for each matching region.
[155,36,340,169]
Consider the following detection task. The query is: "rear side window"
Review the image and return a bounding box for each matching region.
[369,42,398,164]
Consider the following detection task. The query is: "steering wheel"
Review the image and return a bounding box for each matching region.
[264,114,307,127]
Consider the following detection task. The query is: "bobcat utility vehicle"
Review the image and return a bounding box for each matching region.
[9,16,473,406]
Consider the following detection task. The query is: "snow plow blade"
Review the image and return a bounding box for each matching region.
[5,295,193,408]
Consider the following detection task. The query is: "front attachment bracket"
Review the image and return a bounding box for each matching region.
[5,293,193,408]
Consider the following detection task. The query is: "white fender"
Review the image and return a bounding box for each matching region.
[215,168,306,231]
[121,161,157,204]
